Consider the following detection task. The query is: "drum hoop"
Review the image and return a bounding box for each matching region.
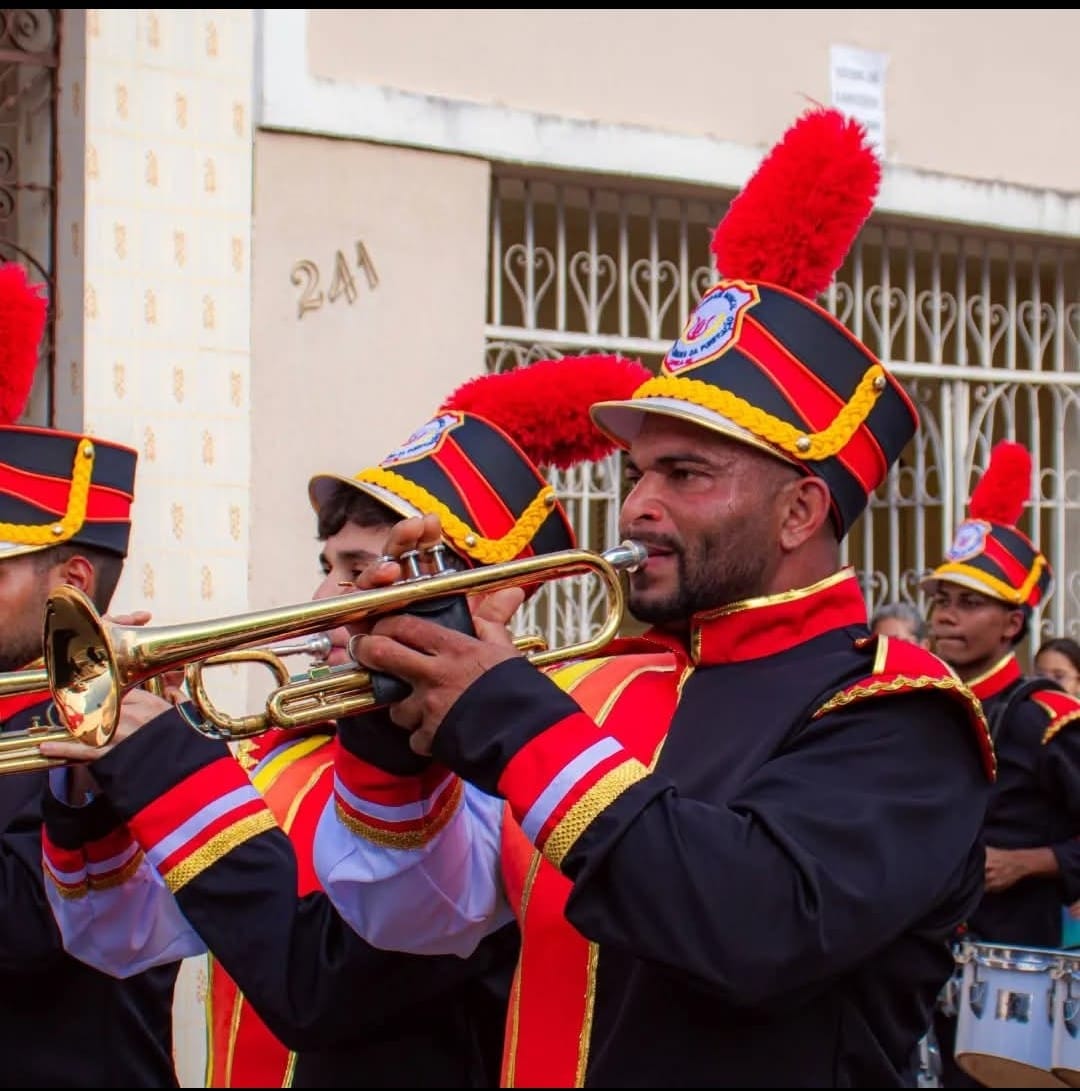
[957,941,1063,973]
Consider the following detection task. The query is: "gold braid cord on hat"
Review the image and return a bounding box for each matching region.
[634,365,887,460]
[353,466,556,563]
[0,440,96,546]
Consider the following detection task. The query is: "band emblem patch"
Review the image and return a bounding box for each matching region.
[381,412,463,467]
[946,519,990,563]
[663,280,759,375]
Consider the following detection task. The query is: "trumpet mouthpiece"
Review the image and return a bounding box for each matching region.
[605,540,648,574]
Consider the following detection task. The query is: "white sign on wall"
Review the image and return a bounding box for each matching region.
[829,44,888,157]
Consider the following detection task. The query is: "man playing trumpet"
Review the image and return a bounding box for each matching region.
[0,262,182,1087]
[36,354,648,1087]
[307,107,995,1087]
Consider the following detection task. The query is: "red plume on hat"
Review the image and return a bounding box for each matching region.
[439,353,652,469]
[0,262,46,424]
[710,106,881,299]
[968,441,1032,527]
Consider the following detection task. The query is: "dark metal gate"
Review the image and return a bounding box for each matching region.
[0,8,60,423]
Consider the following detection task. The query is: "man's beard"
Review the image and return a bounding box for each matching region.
[628,532,769,626]
[0,631,44,674]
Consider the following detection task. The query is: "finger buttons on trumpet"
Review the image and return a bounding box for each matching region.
[399,549,424,580]
[424,542,450,573]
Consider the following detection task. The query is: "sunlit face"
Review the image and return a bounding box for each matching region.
[1034,649,1080,697]
[618,416,791,628]
[927,580,1024,680]
[0,551,63,672]
[313,522,393,667]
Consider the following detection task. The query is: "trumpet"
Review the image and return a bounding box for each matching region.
[42,540,647,745]
[0,637,334,775]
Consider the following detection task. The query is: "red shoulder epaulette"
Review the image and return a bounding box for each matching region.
[1025,688,1080,745]
[811,635,995,780]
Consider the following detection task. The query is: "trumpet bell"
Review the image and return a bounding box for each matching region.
[43,586,124,748]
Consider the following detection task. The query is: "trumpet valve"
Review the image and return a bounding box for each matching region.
[399,549,424,580]
[424,542,451,573]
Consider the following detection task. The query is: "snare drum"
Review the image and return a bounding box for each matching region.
[1052,952,1080,1086]
[954,939,1066,1087]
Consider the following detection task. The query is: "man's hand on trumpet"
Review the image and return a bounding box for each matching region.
[40,687,174,765]
[345,512,526,756]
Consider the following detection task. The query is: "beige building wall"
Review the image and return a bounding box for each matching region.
[304,9,1080,199]
[57,9,256,1087]
[249,133,491,609]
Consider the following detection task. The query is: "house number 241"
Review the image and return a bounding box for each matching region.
[291,242,379,319]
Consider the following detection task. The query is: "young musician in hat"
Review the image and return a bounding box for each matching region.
[36,354,649,1087]
[0,262,181,1086]
[922,439,1080,1087]
[311,107,994,1087]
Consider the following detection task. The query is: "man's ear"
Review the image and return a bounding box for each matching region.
[1003,607,1025,644]
[57,553,96,597]
[776,475,832,552]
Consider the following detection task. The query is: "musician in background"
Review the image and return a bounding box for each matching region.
[922,440,1080,1087]
[1035,636,1080,697]
[36,354,648,1087]
[309,107,993,1087]
[870,601,930,648]
[0,263,180,1087]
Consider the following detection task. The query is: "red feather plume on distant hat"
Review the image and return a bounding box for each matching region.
[440,354,652,469]
[0,262,46,424]
[710,106,881,300]
[968,441,1032,527]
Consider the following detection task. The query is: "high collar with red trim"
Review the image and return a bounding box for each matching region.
[667,567,869,668]
[966,653,1023,702]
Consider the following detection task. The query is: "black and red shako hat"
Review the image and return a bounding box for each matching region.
[309,354,652,565]
[923,441,1052,610]
[590,107,918,538]
[0,263,137,560]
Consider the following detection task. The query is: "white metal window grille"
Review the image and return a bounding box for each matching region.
[486,173,1080,651]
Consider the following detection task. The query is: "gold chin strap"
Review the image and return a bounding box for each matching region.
[353,466,557,564]
[0,439,96,547]
[632,365,887,460]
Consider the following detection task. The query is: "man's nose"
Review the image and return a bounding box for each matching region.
[312,572,342,602]
[621,477,663,525]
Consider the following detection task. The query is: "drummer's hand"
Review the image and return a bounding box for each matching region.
[983,845,1050,893]
[38,688,173,763]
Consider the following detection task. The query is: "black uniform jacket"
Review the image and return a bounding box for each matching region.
[43,707,516,1088]
[427,571,993,1087]
[1,694,178,1087]
[968,653,1080,948]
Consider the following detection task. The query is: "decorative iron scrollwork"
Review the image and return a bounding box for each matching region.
[0,8,59,421]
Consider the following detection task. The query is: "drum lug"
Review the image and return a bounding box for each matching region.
[968,980,987,1019]
[1064,997,1079,1039]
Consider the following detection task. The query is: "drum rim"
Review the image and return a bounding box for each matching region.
[958,940,1066,972]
